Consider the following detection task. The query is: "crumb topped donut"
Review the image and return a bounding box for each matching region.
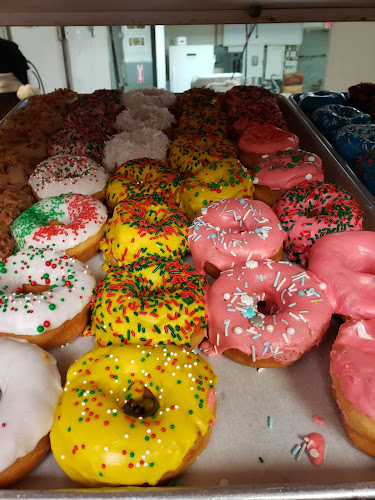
[0,248,96,349]
[50,344,217,487]
[86,256,208,349]
[0,337,62,487]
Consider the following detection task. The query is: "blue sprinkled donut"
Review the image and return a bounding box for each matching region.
[298,90,346,112]
[311,104,372,141]
[332,123,375,168]
[355,149,375,196]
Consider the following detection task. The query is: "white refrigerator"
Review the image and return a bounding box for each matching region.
[169,44,215,93]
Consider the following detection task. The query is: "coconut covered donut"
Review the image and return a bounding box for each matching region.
[103,128,170,172]
[188,198,285,278]
[11,193,107,263]
[0,337,62,488]
[50,343,217,487]
[115,105,176,138]
[105,158,181,209]
[201,260,333,367]
[121,88,176,110]
[28,155,109,201]
[0,248,96,349]
[85,256,208,349]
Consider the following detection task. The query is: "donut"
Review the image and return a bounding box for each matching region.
[3,105,64,137]
[176,113,226,138]
[85,256,208,349]
[252,149,324,206]
[177,89,220,117]
[0,248,96,349]
[50,343,217,487]
[222,85,277,112]
[105,158,181,209]
[188,198,285,278]
[64,109,117,135]
[348,82,375,112]
[78,89,123,115]
[27,88,78,115]
[100,194,189,270]
[0,337,62,487]
[298,90,346,112]
[122,88,176,110]
[355,149,375,196]
[273,181,363,267]
[48,129,107,164]
[201,260,333,367]
[175,159,255,221]
[28,155,109,201]
[115,105,176,138]
[308,231,375,320]
[11,193,108,263]
[330,319,375,456]
[311,104,372,141]
[0,126,48,163]
[227,105,287,141]
[168,134,237,176]
[332,123,375,168]
[103,128,170,173]
[238,124,299,170]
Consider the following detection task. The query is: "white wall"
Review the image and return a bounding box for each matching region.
[325,22,375,91]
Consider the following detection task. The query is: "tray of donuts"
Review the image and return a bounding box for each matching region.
[1,85,375,500]
[289,84,375,203]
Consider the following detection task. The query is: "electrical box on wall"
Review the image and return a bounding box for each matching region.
[122,26,154,90]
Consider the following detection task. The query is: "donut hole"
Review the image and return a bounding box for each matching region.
[22,283,51,294]
[122,388,159,419]
[49,219,64,226]
[257,296,280,316]
[305,209,320,218]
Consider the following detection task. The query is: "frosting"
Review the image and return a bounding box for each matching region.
[355,149,375,198]
[121,87,176,109]
[50,344,217,487]
[176,114,226,137]
[115,105,175,132]
[201,260,332,364]
[0,248,95,336]
[11,193,107,252]
[228,108,287,141]
[331,319,375,420]
[48,130,107,164]
[254,149,324,191]
[308,231,375,319]
[304,433,326,466]
[176,159,255,220]
[78,89,123,115]
[105,158,181,209]
[100,194,189,270]
[298,90,346,111]
[333,123,375,168]
[0,337,62,474]
[273,181,363,267]
[64,110,117,135]
[188,198,285,275]
[311,104,371,141]
[238,125,299,155]
[85,256,208,347]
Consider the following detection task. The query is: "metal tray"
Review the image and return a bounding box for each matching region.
[2,95,375,500]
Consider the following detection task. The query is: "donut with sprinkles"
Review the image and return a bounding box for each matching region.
[50,344,217,486]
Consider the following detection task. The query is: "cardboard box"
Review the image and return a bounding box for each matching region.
[283,71,304,85]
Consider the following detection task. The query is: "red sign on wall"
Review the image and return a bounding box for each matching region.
[137,64,144,83]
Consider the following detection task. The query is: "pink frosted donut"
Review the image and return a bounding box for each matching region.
[330,319,375,456]
[201,260,333,367]
[309,231,375,320]
[188,198,285,278]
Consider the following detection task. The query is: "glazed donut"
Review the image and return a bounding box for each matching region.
[105,158,181,209]
[332,123,375,168]
[115,105,176,138]
[86,256,208,349]
[238,124,299,170]
[298,90,346,112]
[201,260,333,367]
[308,231,375,320]
[48,129,107,164]
[0,337,62,488]
[28,155,109,201]
[311,104,371,141]
[168,134,236,177]
[122,87,176,110]
[330,319,375,457]
[188,198,285,278]
[176,159,255,221]
[103,128,170,173]
[252,149,324,206]
[355,149,375,196]
[100,194,189,270]
[50,343,217,487]
[0,248,96,350]
[273,181,363,267]
[11,194,107,263]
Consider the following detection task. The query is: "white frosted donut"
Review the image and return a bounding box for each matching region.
[121,88,176,109]
[11,193,107,262]
[103,128,170,172]
[115,105,176,132]
[28,155,109,200]
[0,248,96,349]
[0,337,62,487]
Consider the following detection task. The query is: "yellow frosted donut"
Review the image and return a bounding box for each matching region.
[50,344,217,487]
[168,134,237,176]
[176,159,255,220]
